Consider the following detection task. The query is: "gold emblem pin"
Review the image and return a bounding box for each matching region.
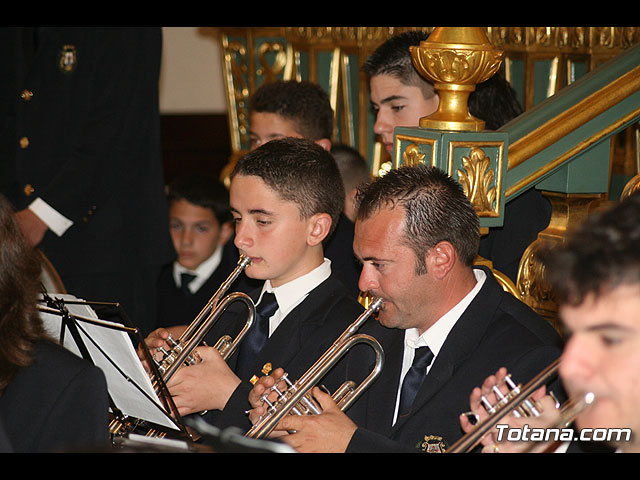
[419,435,448,453]
[58,45,77,74]
[261,362,273,376]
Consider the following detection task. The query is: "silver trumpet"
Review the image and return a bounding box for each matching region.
[447,358,596,453]
[154,254,256,384]
[245,297,385,439]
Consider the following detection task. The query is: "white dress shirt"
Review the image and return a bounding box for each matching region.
[172,244,224,294]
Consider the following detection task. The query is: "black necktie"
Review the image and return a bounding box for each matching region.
[398,346,434,416]
[180,273,196,295]
[235,292,279,381]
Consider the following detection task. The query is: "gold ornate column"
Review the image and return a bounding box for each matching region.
[516,192,604,330]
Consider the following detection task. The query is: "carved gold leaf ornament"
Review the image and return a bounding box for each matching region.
[457,147,497,215]
[402,143,426,167]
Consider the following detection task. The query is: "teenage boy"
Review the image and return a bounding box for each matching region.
[142,138,364,430]
[248,80,333,152]
[156,174,252,330]
[246,79,361,297]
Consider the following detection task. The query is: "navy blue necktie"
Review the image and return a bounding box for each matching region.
[235,292,279,381]
[180,273,197,295]
[398,346,434,416]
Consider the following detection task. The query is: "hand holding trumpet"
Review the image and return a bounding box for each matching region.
[247,368,358,452]
[459,366,563,453]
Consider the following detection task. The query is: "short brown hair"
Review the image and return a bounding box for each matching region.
[356,165,479,273]
[249,80,334,141]
[231,138,345,240]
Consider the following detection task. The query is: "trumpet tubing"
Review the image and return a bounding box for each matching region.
[246,297,385,439]
[155,255,255,384]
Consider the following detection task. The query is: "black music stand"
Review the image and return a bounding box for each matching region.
[37,290,192,446]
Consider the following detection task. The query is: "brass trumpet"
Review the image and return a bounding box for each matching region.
[447,359,596,453]
[154,255,256,384]
[245,297,385,439]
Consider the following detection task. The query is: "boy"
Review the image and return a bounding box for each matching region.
[143,138,364,431]
[244,79,361,296]
[155,174,250,329]
[247,80,333,152]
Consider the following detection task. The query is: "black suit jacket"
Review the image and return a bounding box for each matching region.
[0,27,173,335]
[0,339,110,453]
[346,267,564,453]
[201,272,364,431]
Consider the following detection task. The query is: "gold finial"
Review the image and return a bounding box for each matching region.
[410,27,504,131]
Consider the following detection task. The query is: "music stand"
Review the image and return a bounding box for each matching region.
[37,291,191,444]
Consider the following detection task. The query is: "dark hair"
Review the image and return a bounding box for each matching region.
[231,137,344,239]
[167,174,232,224]
[249,80,334,141]
[356,165,479,273]
[468,72,523,130]
[543,192,640,306]
[0,194,45,392]
[331,143,371,193]
[362,30,436,100]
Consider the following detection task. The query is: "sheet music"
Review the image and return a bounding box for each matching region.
[39,294,179,431]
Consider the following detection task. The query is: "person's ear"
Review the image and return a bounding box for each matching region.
[426,241,456,279]
[307,213,332,246]
[314,138,332,152]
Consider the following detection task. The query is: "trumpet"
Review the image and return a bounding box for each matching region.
[154,255,256,384]
[110,255,256,441]
[246,297,385,439]
[447,358,595,453]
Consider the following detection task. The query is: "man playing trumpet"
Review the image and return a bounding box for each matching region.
[248,164,563,453]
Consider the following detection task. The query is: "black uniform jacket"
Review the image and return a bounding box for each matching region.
[0,339,110,453]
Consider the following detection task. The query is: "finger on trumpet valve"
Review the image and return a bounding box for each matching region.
[503,374,521,395]
[480,395,496,414]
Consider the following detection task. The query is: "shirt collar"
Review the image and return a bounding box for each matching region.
[258,258,332,318]
[405,268,487,357]
[173,244,224,293]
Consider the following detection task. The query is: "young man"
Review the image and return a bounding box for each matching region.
[155,174,252,330]
[251,164,563,453]
[362,30,551,284]
[463,193,640,454]
[142,138,364,431]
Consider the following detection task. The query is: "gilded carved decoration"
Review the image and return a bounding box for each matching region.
[402,143,426,167]
[457,147,499,217]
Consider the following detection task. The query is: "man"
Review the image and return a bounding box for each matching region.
[465,192,640,454]
[362,30,551,283]
[251,164,563,453]
[0,28,173,336]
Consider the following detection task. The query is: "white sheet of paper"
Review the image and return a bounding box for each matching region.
[39,294,179,431]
